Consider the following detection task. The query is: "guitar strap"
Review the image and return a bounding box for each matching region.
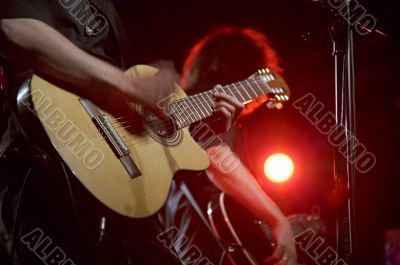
[179,182,227,251]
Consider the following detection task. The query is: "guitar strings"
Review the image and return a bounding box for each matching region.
[109,76,271,129]
[111,101,218,145]
[106,78,276,140]
[94,76,281,149]
[113,104,220,145]
[109,90,232,133]
[111,87,243,132]
[110,89,248,135]
[167,77,270,114]
[110,81,256,129]
[96,92,252,148]
[140,76,268,120]
[109,95,217,129]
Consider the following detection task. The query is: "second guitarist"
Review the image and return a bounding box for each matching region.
[159,27,297,265]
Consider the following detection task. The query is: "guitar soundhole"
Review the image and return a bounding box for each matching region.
[139,107,183,146]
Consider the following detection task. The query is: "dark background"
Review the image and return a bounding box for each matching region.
[114,0,400,264]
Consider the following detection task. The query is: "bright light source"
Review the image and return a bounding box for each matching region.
[264,153,294,183]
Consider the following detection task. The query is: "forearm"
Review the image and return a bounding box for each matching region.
[0,18,130,106]
[205,145,288,228]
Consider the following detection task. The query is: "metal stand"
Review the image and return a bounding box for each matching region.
[312,0,398,263]
[328,1,357,263]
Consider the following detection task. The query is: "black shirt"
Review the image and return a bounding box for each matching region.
[0,0,133,68]
[0,2,183,265]
[0,0,134,157]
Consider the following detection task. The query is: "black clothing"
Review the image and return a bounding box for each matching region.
[160,174,229,265]
[0,0,135,155]
[0,2,239,264]
[0,0,132,68]
[0,1,182,264]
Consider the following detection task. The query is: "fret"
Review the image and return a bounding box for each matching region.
[196,93,209,118]
[170,93,214,128]
[257,78,272,94]
[236,81,252,101]
[186,94,211,120]
[232,83,250,103]
[184,98,202,122]
[253,78,267,95]
[172,100,190,127]
[168,72,283,129]
[169,102,183,128]
[255,78,269,94]
[246,79,264,96]
[198,92,212,116]
[224,84,236,98]
[242,80,259,98]
[204,90,216,112]
[188,95,205,119]
[220,84,242,104]
[214,85,224,96]
[175,117,183,129]
[231,83,246,103]
[175,99,192,126]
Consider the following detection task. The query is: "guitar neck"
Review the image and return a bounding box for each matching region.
[170,77,274,128]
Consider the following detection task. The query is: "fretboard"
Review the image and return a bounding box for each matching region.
[170,76,275,128]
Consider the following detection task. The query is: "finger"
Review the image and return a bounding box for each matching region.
[214,100,244,124]
[213,107,232,123]
[214,101,236,117]
[213,93,244,110]
[213,107,232,130]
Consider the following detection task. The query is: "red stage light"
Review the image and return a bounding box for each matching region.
[264,153,294,183]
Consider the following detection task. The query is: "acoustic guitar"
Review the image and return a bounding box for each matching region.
[17,65,290,218]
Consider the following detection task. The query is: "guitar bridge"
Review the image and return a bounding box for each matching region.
[79,99,141,178]
[93,114,129,157]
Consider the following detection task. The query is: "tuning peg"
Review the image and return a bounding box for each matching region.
[256,68,271,76]
[275,102,284,110]
[266,101,275,109]
[266,101,284,110]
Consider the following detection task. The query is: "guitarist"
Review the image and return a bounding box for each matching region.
[160,27,297,265]
[0,1,244,265]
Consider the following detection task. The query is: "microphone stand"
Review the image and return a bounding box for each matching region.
[311,1,398,263]
[310,0,358,263]
[330,17,355,265]
[327,1,357,263]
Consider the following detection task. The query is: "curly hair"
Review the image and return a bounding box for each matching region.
[181,27,283,117]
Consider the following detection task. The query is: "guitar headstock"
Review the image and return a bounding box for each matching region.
[255,68,290,104]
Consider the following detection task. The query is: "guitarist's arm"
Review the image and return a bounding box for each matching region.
[205,144,297,265]
[0,18,177,110]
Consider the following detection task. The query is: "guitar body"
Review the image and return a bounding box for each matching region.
[207,193,325,265]
[17,65,210,218]
[16,64,290,219]
[208,193,274,265]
